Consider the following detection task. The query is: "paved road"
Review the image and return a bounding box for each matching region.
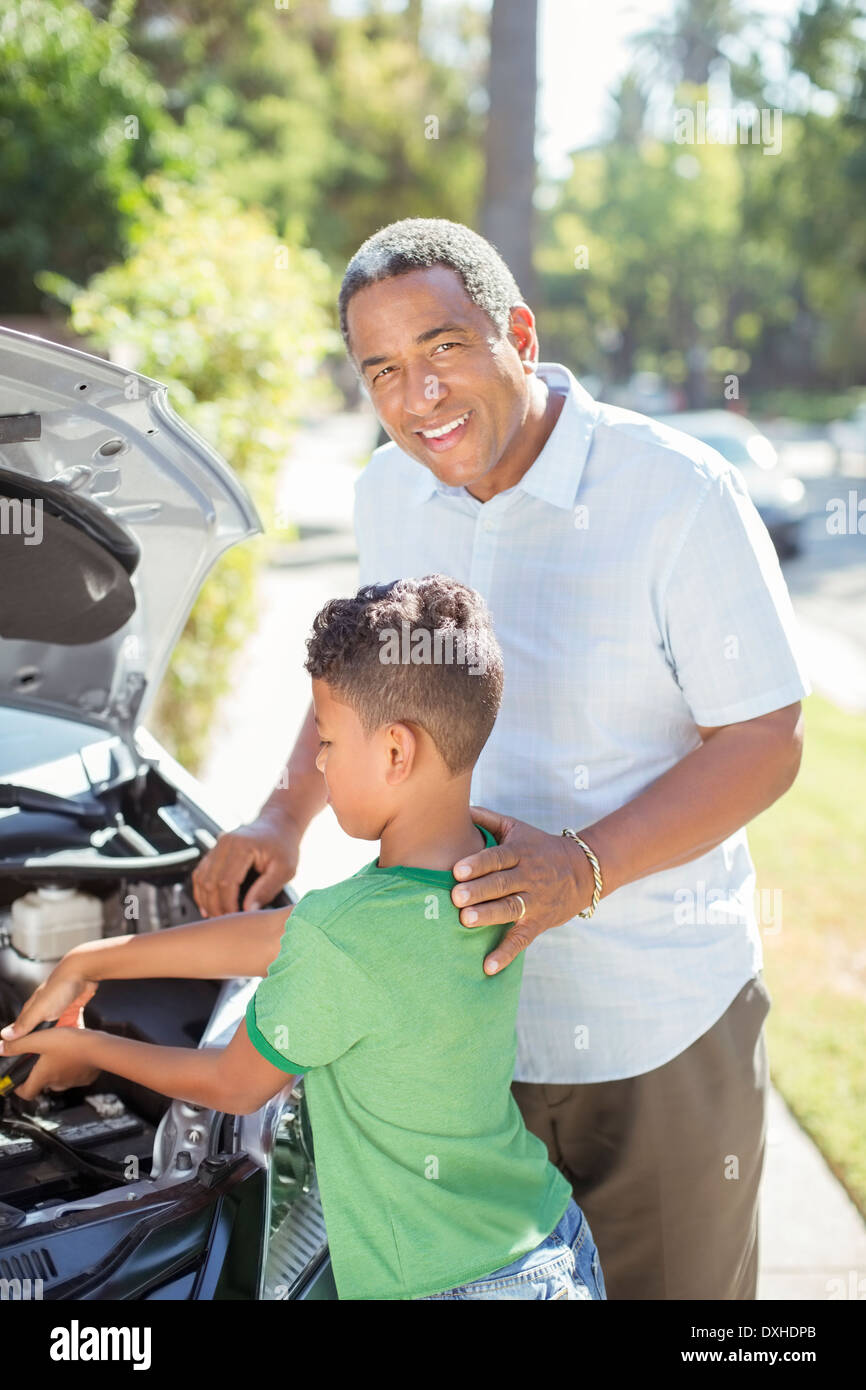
[762,424,866,711]
[780,476,866,712]
[199,406,866,1300]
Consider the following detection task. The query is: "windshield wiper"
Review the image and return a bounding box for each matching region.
[0,783,104,828]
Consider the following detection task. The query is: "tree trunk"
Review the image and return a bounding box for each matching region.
[480,0,539,307]
[405,0,423,46]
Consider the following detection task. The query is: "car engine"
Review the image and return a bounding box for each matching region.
[0,872,220,1216]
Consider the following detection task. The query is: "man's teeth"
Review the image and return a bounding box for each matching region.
[420,412,469,439]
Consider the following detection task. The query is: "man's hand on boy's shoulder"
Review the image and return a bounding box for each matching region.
[451,808,597,976]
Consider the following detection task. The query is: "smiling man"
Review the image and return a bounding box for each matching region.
[193,218,811,1300]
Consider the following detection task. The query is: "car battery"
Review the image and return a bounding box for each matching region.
[0,1096,154,1209]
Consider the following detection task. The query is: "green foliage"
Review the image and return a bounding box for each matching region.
[749,694,866,1215]
[15,0,865,770]
[632,0,749,86]
[318,16,484,254]
[114,0,486,270]
[537,136,775,394]
[6,0,486,770]
[42,178,340,770]
[537,0,866,400]
[0,0,177,310]
[748,386,866,424]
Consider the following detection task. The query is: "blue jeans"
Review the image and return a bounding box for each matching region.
[414,1198,607,1300]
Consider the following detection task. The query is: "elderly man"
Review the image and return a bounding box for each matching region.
[193,218,810,1300]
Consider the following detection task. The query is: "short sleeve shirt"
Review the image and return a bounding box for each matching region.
[246,826,571,1299]
[352,363,812,1083]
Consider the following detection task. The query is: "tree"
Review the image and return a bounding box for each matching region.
[406,0,423,46]
[788,0,863,92]
[122,0,485,276]
[536,0,866,401]
[610,68,651,147]
[0,0,177,311]
[41,178,340,769]
[633,0,748,86]
[481,0,539,304]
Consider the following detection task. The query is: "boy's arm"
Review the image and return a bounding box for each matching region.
[68,905,293,982]
[2,906,294,1044]
[0,1017,298,1116]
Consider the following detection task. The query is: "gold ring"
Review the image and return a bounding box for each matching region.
[514,894,527,921]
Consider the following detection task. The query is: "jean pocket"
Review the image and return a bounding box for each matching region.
[571,1211,607,1301]
[590,1247,607,1300]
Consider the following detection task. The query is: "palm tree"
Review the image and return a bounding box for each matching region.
[405,0,423,46]
[610,68,650,145]
[633,0,748,86]
[480,0,539,305]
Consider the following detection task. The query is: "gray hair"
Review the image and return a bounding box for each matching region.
[338,217,524,367]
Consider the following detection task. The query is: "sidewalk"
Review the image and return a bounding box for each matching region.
[200,406,866,1301]
[760,1089,866,1299]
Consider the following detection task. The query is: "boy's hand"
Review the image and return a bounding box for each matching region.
[1,963,98,1045]
[0,1020,100,1101]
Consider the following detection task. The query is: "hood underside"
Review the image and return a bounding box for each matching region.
[0,327,261,741]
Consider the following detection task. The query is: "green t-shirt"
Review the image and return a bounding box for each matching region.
[245,824,571,1300]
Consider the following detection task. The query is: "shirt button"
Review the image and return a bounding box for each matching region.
[482,518,495,531]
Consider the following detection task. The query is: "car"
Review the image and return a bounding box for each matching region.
[829,401,866,468]
[604,371,685,417]
[653,409,808,560]
[0,325,336,1300]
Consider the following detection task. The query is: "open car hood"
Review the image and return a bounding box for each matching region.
[0,326,261,744]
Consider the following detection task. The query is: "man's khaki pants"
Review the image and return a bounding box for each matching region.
[511,975,771,1300]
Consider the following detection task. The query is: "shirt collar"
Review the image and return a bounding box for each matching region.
[353,824,498,886]
[403,362,599,511]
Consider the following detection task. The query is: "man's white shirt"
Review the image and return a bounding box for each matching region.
[353,363,811,1083]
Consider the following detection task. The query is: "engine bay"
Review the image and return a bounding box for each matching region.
[0,716,285,1235]
[0,871,220,1217]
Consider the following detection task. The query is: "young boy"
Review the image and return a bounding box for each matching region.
[0,575,606,1301]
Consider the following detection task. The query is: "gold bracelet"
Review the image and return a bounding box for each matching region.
[561,828,603,919]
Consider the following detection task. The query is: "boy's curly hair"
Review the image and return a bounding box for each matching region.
[304,575,504,776]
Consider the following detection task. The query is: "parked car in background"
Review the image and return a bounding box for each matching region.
[0,326,336,1300]
[653,409,808,560]
[604,371,685,417]
[829,402,866,470]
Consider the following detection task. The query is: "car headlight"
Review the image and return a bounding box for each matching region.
[746,436,778,470]
[781,477,806,504]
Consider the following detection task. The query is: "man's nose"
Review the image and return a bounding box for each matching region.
[401,361,445,421]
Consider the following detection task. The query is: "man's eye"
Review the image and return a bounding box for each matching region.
[372,344,458,384]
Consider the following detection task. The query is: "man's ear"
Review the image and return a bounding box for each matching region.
[506,303,537,366]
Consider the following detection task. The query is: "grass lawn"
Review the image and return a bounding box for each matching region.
[748,693,866,1215]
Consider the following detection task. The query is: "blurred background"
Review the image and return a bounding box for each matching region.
[2,0,865,1294]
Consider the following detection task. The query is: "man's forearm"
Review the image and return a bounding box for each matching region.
[259,700,327,838]
[576,704,804,899]
[66,907,291,984]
